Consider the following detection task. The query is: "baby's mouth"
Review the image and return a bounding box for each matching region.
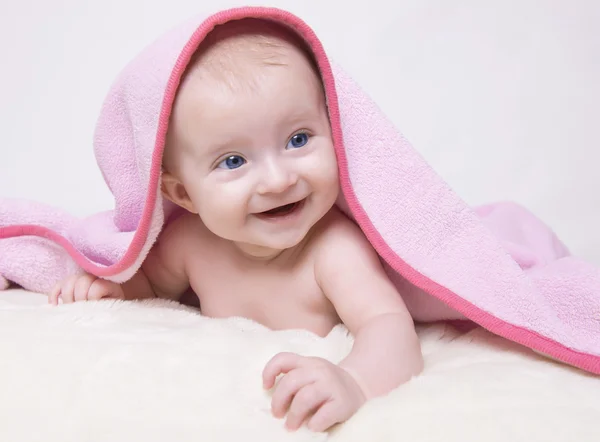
[256,199,306,219]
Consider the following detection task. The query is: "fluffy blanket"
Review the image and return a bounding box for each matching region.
[1,289,598,442]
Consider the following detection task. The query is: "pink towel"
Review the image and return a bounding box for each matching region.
[1,6,598,375]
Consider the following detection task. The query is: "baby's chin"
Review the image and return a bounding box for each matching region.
[227,225,314,257]
[247,231,308,253]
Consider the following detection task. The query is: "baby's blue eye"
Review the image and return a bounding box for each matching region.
[217,155,246,170]
[287,133,310,149]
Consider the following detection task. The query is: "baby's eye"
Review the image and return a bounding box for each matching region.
[287,132,310,149]
[217,155,246,170]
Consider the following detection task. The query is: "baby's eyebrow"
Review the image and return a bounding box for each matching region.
[197,109,320,158]
[199,136,253,157]
[199,143,237,160]
[281,108,318,127]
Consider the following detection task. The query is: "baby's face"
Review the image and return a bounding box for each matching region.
[167,41,339,254]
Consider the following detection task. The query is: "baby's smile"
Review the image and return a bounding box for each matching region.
[253,197,307,222]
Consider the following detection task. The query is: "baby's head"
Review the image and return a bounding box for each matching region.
[161,18,339,257]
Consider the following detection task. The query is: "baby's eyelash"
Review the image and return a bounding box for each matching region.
[290,129,312,138]
[212,152,246,170]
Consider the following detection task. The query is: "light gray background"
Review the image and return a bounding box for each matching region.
[1,0,598,262]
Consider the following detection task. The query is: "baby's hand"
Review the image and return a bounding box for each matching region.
[49,273,124,305]
[262,352,366,432]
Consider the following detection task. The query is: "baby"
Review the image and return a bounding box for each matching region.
[50,19,424,432]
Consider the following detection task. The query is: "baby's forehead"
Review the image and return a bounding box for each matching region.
[184,19,317,84]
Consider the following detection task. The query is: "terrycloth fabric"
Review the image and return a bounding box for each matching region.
[0,6,599,374]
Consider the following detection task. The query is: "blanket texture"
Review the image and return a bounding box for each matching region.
[0,6,599,374]
[1,290,599,442]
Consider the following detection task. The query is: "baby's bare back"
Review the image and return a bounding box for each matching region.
[174,212,341,336]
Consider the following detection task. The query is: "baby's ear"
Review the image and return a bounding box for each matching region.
[160,171,198,214]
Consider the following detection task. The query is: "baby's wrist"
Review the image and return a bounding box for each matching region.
[339,364,370,401]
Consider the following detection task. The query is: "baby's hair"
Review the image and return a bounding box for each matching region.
[183,18,321,93]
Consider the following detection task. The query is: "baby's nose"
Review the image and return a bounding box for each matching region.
[257,163,298,195]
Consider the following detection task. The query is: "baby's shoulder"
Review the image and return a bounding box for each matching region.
[310,209,387,292]
[311,208,376,261]
[156,210,213,250]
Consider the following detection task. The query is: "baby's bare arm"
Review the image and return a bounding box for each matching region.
[51,215,192,304]
[261,215,423,432]
[315,217,424,399]
[123,215,191,301]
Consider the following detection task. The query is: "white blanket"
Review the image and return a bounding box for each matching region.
[1,289,598,442]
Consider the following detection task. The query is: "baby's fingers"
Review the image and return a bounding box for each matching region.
[73,274,97,302]
[58,275,78,304]
[48,283,62,305]
[307,400,346,433]
[263,352,304,389]
[270,369,316,419]
[88,279,124,301]
[285,384,329,431]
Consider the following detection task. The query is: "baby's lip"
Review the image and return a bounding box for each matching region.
[254,198,306,220]
[254,197,307,215]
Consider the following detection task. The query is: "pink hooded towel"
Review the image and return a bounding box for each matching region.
[1,7,599,375]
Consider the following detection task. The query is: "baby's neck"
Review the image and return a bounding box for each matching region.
[232,234,313,264]
[233,242,286,261]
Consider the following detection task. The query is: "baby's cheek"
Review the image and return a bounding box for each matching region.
[318,151,340,189]
[307,144,338,182]
[199,192,246,233]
